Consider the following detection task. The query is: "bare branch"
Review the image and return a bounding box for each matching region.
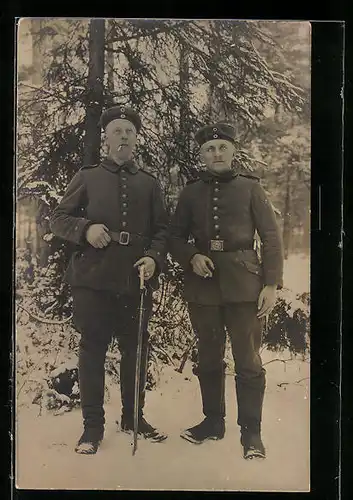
[150,344,176,367]
[17,303,72,325]
[277,377,309,388]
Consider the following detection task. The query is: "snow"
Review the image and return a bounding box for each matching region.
[15,254,310,491]
[283,253,310,294]
[16,357,309,491]
[50,357,78,378]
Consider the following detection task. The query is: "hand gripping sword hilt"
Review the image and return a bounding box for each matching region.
[139,265,145,290]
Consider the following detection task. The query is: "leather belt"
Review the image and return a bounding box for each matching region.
[109,230,148,246]
[198,240,254,253]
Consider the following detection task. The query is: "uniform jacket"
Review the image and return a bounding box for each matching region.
[50,158,169,295]
[169,170,284,305]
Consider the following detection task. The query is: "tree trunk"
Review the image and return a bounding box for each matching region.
[106,19,115,98]
[282,167,292,259]
[83,19,105,166]
[207,20,221,121]
[30,19,43,87]
[179,42,191,180]
[29,20,52,266]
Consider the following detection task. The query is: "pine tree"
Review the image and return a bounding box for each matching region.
[83,19,105,165]
[16,20,311,378]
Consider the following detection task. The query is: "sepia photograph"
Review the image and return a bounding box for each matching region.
[15,18,311,491]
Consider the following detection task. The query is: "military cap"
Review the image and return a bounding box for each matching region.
[195,122,236,146]
[99,105,142,132]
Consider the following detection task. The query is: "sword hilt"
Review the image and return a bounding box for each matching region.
[139,265,145,290]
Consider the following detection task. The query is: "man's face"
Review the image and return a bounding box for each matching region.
[104,118,137,161]
[200,139,235,174]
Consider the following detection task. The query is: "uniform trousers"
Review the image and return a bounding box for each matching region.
[188,302,266,433]
[71,286,152,432]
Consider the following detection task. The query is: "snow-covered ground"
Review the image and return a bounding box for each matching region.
[283,252,310,294]
[15,253,310,492]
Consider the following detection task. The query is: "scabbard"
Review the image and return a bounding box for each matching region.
[133,266,146,456]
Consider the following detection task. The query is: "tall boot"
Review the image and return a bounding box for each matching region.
[119,339,167,442]
[198,369,226,421]
[75,337,107,454]
[181,369,226,444]
[119,338,149,422]
[236,371,266,459]
[78,337,107,432]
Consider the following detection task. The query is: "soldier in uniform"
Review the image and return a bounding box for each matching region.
[169,122,284,459]
[50,105,169,454]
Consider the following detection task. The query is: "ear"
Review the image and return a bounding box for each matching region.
[199,145,206,162]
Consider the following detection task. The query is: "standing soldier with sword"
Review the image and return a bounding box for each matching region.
[50,105,168,454]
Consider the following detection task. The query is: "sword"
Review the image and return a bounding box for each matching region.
[133,264,146,456]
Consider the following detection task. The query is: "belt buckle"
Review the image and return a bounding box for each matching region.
[119,231,130,245]
[210,239,224,251]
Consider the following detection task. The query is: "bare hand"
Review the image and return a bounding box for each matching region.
[257,285,277,318]
[190,253,215,278]
[134,256,156,281]
[85,224,111,249]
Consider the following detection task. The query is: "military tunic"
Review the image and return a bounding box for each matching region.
[169,170,283,304]
[50,158,168,295]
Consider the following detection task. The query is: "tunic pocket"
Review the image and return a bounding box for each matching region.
[76,246,101,271]
[239,259,263,277]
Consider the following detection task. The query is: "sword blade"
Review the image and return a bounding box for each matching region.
[133,266,145,456]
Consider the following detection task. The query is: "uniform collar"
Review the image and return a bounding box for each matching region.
[101,158,139,174]
[199,169,238,183]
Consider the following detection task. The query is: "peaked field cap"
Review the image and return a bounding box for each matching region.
[195,122,236,146]
[99,105,142,132]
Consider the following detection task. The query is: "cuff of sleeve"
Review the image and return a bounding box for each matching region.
[76,219,93,245]
[264,274,283,289]
[145,249,164,273]
[183,247,201,269]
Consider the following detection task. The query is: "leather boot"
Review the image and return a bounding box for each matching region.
[236,372,266,459]
[181,369,226,444]
[197,369,226,421]
[120,415,167,442]
[181,417,225,444]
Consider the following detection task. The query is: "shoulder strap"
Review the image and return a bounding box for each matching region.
[80,164,98,171]
[140,168,157,179]
[239,172,261,182]
[186,177,200,185]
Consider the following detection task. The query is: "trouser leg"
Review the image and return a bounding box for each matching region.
[78,334,110,430]
[72,287,115,432]
[188,303,226,421]
[224,302,266,433]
